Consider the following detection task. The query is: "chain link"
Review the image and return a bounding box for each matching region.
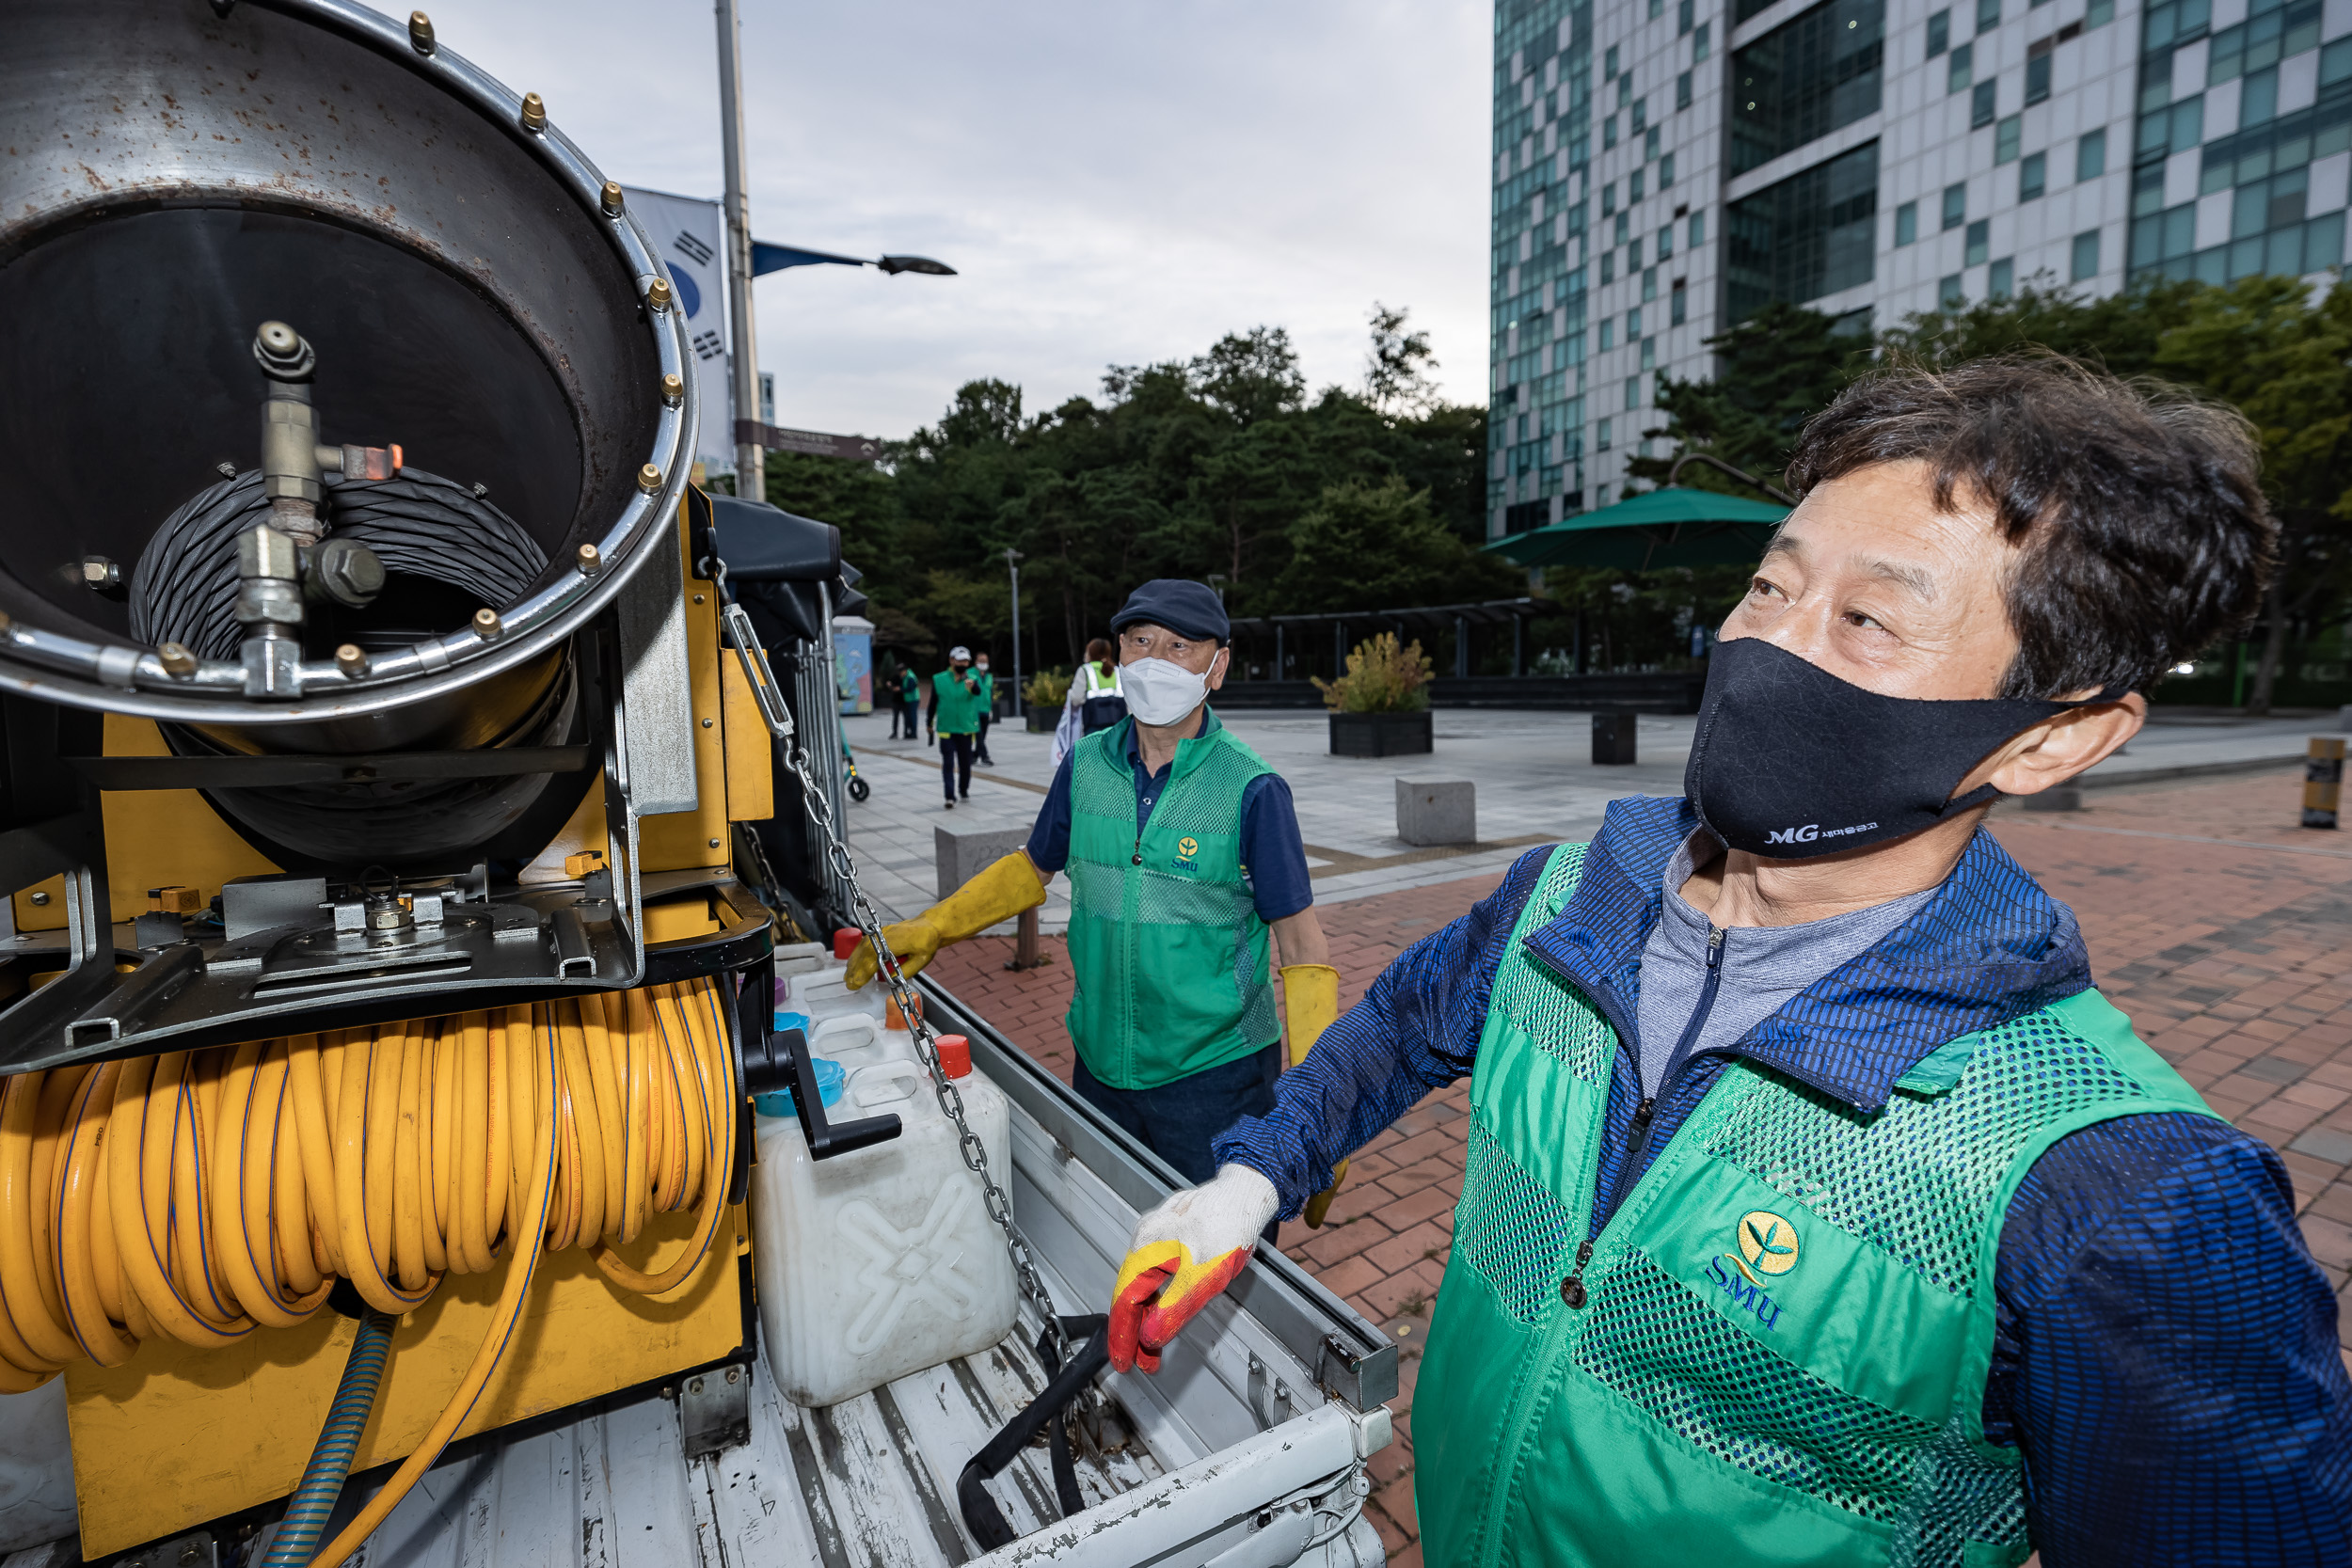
[713,592,1071,1362]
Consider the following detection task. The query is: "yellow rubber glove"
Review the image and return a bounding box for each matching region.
[845,851,1046,990]
[1279,963,1350,1228]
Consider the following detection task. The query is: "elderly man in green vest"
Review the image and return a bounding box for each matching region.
[849,580,1343,1202]
[1103,361,2352,1563]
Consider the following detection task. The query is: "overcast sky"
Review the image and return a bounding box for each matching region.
[424,0,1493,441]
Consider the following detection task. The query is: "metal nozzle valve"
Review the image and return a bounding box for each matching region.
[236,524,305,698]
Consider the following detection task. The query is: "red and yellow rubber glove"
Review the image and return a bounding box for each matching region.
[844,852,1046,990]
[1108,1164,1279,1373]
[1279,963,1350,1228]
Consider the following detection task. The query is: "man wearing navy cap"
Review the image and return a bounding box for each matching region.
[849,579,1342,1202]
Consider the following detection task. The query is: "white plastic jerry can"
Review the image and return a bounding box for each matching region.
[752,1034,1019,1409]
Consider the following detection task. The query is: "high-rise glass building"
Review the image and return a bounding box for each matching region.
[1489,0,2349,537]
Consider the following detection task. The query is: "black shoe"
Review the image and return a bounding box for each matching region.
[944,799,956,810]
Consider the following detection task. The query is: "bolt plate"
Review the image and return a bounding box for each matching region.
[679,1365,751,1459]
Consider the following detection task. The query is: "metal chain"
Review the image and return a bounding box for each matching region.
[707,569,1070,1361]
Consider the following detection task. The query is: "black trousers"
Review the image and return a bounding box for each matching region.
[939,731,974,799]
[976,711,993,761]
[890,697,912,737]
[1073,1044,1283,1243]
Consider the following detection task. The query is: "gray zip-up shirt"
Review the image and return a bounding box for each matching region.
[1632,832,1937,1099]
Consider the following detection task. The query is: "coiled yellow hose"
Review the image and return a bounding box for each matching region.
[0,976,739,1568]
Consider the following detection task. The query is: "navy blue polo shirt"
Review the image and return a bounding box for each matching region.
[1025,711,1313,922]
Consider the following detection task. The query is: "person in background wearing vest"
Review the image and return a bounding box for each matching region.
[898,664,920,740]
[847,580,1343,1212]
[1054,636,1124,768]
[927,646,984,809]
[1104,361,2352,1565]
[973,651,997,767]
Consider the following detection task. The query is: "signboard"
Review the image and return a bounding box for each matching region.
[735,420,883,464]
[622,186,734,478]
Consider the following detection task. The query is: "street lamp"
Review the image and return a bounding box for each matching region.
[751,242,959,278]
[713,0,956,497]
[1004,547,1025,719]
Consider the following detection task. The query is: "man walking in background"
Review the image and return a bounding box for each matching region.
[928,645,985,809]
[973,650,998,767]
[899,664,921,740]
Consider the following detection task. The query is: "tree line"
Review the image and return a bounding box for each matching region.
[759,308,1521,682]
[1634,277,2352,713]
[767,277,2352,711]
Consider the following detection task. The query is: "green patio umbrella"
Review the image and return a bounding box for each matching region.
[1486,485,1788,571]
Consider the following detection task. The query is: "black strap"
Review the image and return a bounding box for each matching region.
[957,1316,1109,1550]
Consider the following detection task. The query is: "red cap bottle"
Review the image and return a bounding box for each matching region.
[833,927,863,961]
[936,1034,973,1079]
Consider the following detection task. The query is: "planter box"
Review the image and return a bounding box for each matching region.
[1025,708,1057,733]
[1328,710,1433,757]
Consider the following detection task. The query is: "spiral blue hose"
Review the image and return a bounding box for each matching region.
[261,1308,398,1568]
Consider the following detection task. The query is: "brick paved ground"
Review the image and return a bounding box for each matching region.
[925,764,2352,1567]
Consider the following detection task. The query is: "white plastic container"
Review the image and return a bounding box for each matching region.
[752,1044,1019,1409]
[787,962,887,1032]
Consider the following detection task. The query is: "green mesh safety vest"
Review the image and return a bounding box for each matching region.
[1413,843,2218,1568]
[1064,714,1279,1089]
[932,669,985,734]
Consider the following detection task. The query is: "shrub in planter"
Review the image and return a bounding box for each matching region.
[1316,633,1435,756]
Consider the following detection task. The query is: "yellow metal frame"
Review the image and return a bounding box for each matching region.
[45,491,782,1555]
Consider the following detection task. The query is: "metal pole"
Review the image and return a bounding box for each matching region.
[1006,546,1024,718]
[715,0,764,499]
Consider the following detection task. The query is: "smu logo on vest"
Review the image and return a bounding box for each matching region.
[1702,1210,1800,1331]
[1174,835,1200,868]
[1764,821,1879,846]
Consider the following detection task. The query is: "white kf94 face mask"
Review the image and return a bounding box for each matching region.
[1120,654,1221,726]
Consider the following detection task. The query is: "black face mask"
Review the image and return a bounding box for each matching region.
[1684,637,2119,859]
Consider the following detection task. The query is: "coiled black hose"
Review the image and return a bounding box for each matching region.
[129,467,548,659]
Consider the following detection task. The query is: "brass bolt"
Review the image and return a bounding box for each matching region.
[336,643,370,677]
[408,9,435,53]
[519,91,547,133]
[576,543,603,576]
[645,277,674,311]
[472,608,503,640]
[600,180,625,216]
[660,372,685,405]
[636,463,662,495]
[691,594,705,605]
[158,642,197,678]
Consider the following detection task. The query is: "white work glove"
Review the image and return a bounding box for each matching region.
[1108,1164,1279,1373]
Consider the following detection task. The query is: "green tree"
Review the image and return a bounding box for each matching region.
[1876,277,2203,375]
[1628,303,1870,496]
[1364,302,1440,417]
[2153,276,2352,712]
[1274,476,1519,612]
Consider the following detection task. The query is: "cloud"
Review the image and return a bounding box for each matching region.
[421,0,1490,438]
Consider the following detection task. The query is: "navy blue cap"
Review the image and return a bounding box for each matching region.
[1108,579,1229,642]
